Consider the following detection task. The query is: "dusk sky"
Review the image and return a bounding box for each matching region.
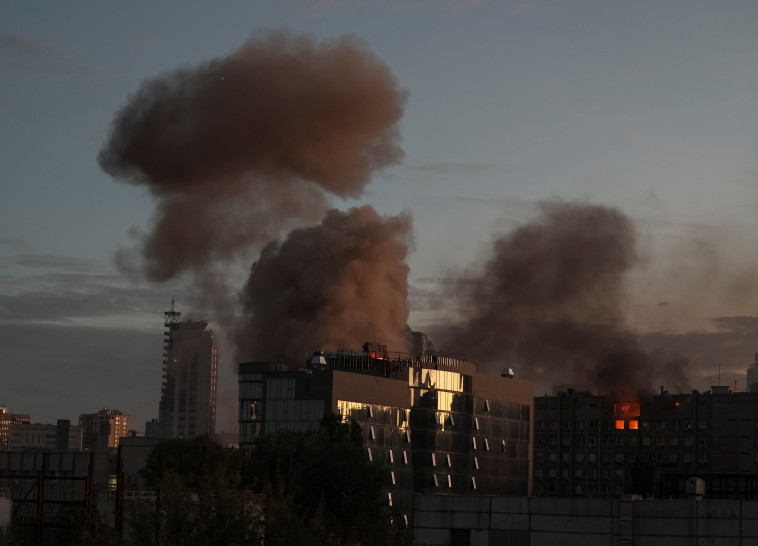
[2,1,758,432]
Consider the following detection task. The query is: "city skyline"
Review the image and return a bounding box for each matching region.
[2,1,758,430]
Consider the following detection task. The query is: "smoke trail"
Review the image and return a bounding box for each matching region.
[236,206,412,364]
[99,29,406,281]
[441,202,688,397]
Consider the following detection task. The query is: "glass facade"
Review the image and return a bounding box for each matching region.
[239,354,533,521]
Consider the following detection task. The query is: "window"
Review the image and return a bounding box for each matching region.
[501,440,506,452]
[474,457,479,470]
[449,414,455,426]
[471,477,477,490]
[432,453,437,466]
[369,426,376,440]
[484,399,491,412]
[472,437,477,450]
[367,448,373,462]
[474,418,480,430]
[447,454,452,467]
[484,438,490,451]
[368,405,374,418]
[403,451,408,464]
[391,471,396,485]
[433,474,439,487]
[447,475,453,488]
[405,430,411,443]
[389,450,394,464]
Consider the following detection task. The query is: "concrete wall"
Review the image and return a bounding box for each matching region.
[414,495,758,546]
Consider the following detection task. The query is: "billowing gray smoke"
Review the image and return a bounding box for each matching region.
[99,29,406,281]
[236,206,412,364]
[440,202,688,398]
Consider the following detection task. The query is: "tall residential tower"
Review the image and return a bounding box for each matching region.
[156,300,218,438]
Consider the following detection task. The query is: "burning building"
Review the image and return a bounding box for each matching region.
[534,386,758,499]
[239,344,533,521]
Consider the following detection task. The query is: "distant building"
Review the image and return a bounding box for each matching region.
[155,300,218,438]
[8,420,82,452]
[533,386,758,499]
[79,408,130,451]
[0,406,30,451]
[239,345,533,520]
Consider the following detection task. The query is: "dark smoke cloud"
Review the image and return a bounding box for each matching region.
[99,29,406,281]
[437,202,688,398]
[236,206,412,365]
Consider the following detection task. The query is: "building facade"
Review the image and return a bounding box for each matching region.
[239,347,533,520]
[0,407,30,451]
[79,408,130,451]
[8,420,83,452]
[155,301,218,438]
[534,387,758,499]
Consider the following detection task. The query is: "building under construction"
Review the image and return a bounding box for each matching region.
[153,300,218,439]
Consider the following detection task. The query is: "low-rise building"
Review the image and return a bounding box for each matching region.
[8,420,83,452]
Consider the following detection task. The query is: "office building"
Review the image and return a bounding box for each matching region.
[239,344,533,519]
[79,408,130,451]
[154,300,218,438]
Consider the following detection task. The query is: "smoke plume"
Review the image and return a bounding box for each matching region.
[99,29,406,281]
[236,206,412,364]
[440,202,688,398]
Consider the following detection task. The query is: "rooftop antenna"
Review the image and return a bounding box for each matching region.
[164,296,181,327]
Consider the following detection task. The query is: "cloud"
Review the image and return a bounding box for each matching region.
[12,253,109,273]
[0,238,31,252]
[0,34,104,78]
[406,161,495,176]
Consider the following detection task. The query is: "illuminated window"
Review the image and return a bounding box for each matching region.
[391,471,396,485]
[367,448,373,462]
[474,418,480,430]
[403,451,408,464]
[471,477,477,490]
[433,474,439,487]
[447,475,452,488]
[389,450,394,464]
[474,457,479,470]
[472,437,477,450]
[615,420,625,430]
[629,420,638,430]
[368,405,374,418]
[388,492,393,506]
[369,426,376,440]
[405,430,411,443]
[432,453,437,466]
[484,400,491,412]
[484,438,490,451]
[447,454,452,467]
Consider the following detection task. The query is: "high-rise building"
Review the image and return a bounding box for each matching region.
[156,300,218,438]
[0,407,30,451]
[239,345,533,520]
[79,408,130,451]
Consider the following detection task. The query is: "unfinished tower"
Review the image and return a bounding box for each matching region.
[158,299,218,438]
